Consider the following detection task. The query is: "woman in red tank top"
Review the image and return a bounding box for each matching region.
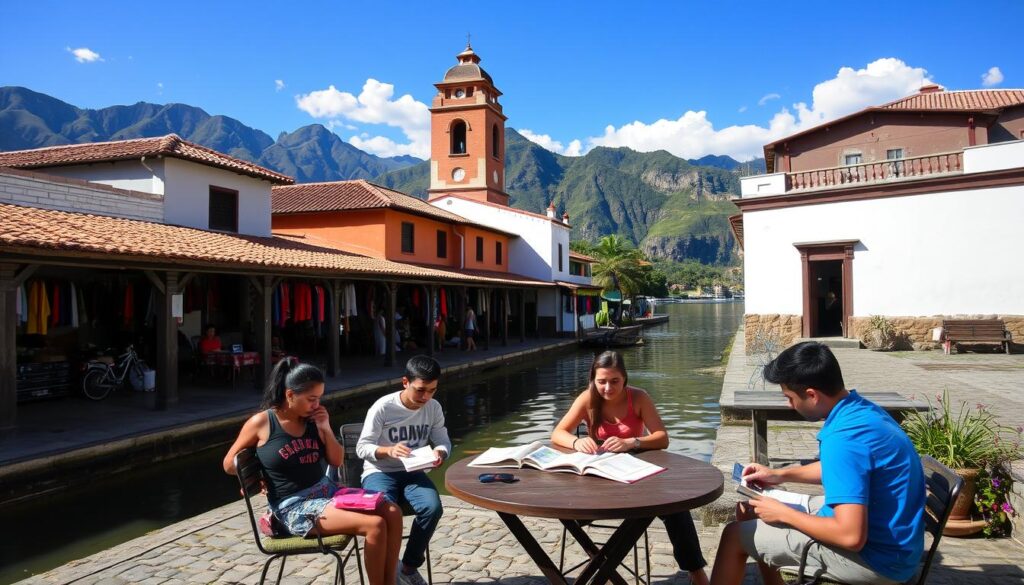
[551,351,710,585]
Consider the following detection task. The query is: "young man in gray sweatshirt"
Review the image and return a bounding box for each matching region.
[358,355,451,585]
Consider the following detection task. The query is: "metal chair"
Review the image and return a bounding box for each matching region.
[233,448,363,585]
[557,423,651,585]
[338,422,434,585]
[781,455,964,585]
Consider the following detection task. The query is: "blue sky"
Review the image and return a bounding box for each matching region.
[2,0,1021,161]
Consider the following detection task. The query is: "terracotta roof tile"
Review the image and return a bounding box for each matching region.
[0,203,549,286]
[879,89,1024,111]
[273,180,517,236]
[0,134,293,184]
[569,251,597,262]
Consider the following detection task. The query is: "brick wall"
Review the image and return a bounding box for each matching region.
[0,168,163,222]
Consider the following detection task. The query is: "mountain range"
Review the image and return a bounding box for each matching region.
[0,86,764,264]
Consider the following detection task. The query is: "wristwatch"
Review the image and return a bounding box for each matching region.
[632,437,641,451]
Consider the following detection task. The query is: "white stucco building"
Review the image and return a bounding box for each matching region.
[0,134,293,236]
[732,87,1024,348]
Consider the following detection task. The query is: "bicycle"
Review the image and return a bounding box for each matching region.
[81,345,147,400]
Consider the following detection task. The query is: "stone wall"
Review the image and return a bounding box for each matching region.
[744,314,802,349]
[849,314,1024,349]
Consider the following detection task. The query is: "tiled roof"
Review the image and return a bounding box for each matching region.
[879,89,1024,111]
[728,214,743,250]
[0,202,549,286]
[569,251,597,262]
[0,134,293,184]
[272,180,515,235]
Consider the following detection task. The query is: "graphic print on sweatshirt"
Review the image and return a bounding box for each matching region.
[387,423,433,447]
[278,436,322,465]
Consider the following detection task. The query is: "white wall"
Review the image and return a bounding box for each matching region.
[38,159,166,194]
[162,158,272,236]
[740,172,787,197]
[433,197,571,281]
[0,169,163,221]
[964,140,1024,174]
[744,184,1024,316]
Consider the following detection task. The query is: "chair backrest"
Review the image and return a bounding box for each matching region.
[915,455,964,585]
[234,447,271,553]
[338,422,365,488]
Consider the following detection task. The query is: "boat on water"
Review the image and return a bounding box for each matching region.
[578,324,644,348]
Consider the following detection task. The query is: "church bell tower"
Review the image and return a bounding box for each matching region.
[427,42,509,206]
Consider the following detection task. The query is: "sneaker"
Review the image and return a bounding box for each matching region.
[396,563,428,585]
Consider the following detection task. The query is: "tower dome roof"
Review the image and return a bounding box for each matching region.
[442,43,493,85]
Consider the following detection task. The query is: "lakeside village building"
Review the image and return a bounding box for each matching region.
[0,43,598,429]
[732,85,1024,349]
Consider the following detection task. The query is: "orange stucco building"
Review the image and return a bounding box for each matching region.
[271,179,512,273]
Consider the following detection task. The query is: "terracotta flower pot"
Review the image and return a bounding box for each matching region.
[943,468,986,537]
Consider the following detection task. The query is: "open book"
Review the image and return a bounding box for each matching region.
[400,446,438,473]
[468,441,665,484]
[732,463,810,513]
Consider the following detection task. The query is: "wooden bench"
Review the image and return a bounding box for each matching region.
[940,319,1012,355]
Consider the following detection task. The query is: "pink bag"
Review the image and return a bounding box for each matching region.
[333,488,384,510]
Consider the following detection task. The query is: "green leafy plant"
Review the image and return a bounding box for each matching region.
[903,390,1022,536]
[862,315,897,350]
[595,309,610,327]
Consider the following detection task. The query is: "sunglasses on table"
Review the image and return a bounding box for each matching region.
[478,473,518,483]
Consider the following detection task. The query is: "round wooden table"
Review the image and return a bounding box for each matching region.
[446,450,723,585]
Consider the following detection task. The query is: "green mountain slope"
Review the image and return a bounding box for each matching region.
[0,86,419,182]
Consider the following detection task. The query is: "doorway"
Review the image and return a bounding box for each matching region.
[811,260,843,337]
[796,240,857,339]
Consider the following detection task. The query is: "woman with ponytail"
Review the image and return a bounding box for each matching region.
[224,360,403,585]
[551,351,710,585]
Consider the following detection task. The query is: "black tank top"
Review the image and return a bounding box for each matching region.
[256,409,326,504]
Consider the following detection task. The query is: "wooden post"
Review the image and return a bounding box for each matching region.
[519,290,526,343]
[482,288,491,351]
[502,289,510,346]
[256,276,273,386]
[155,271,180,410]
[457,287,466,350]
[328,280,340,377]
[425,285,435,357]
[0,264,18,429]
[386,283,397,367]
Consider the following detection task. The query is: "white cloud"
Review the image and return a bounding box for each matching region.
[275,79,286,91]
[156,82,163,95]
[66,46,102,63]
[738,105,748,113]
[519,129,583,156]
[981,66,1004,87]
[296,79,430,158]
[757,93,781,106]
[581,57,932,161]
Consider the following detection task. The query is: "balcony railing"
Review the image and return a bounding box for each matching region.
[787,151,963,191]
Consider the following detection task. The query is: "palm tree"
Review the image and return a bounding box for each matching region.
[590,235,646,326]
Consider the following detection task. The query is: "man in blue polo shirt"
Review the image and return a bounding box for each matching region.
[710,341,925,585]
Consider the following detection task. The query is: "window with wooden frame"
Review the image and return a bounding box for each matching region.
[475,236,484,262]
[401,222,415,254]
[208,186,238,232]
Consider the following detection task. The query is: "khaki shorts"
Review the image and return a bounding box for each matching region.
[737,496,901,585]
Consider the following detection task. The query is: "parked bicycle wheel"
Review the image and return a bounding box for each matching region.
[82,368,115,400]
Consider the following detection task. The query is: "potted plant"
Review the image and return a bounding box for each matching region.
[902,390,1022,536]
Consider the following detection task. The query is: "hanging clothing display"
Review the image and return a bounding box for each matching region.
[27,280,50,335]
